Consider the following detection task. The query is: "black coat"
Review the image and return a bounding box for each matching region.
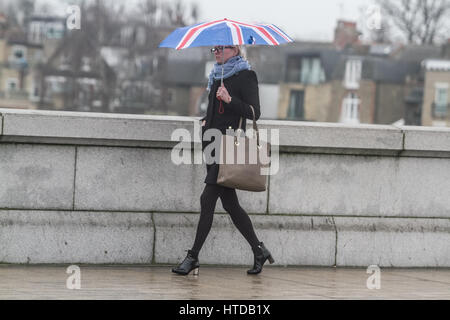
[200,69,261,184]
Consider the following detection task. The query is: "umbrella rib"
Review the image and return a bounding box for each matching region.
[227,19,279,45]
[228,22,243,45]
[263,24,293,42]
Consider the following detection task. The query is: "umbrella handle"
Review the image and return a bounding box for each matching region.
[221,50,224,86]
[217,52,224,114]
[217,87,224,114]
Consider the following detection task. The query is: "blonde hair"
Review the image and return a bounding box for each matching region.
[233,45,246,59]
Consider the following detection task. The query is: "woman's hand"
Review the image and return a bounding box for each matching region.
[216,84,232,104]
[201,120,206,127]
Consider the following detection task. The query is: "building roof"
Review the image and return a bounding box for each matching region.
[422,59,450,71]
[369,58,420,83]
[391,44,442,63]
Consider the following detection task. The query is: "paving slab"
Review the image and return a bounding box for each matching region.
[0,265,448,300]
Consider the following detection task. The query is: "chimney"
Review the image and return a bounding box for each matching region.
[334,20,361,50]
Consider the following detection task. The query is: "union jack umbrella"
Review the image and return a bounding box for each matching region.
[158,18,294,49]
[158,18,294,113]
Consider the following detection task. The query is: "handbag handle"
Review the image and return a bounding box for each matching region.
[236,105,260,147]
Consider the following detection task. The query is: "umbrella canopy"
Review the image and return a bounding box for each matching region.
[159,18,293,50]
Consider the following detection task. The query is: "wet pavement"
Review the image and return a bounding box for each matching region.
[0,264,449,300]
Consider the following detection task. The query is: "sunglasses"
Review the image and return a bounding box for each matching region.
[210,46,235,53]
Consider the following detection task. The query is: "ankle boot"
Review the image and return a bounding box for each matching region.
[247,242,275,275]
[172,250,200,275]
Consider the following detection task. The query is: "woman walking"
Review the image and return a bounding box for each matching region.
[172,45,274,276]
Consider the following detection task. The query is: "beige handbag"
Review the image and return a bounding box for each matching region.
[216,105,271,192]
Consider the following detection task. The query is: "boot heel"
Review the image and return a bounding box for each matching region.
[192,267,199,276]
[268,255,275,264]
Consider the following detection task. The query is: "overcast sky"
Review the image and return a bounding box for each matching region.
[39,0,375,42]
[183,0,373,41]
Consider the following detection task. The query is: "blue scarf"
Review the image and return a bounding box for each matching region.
[207,55,251,91]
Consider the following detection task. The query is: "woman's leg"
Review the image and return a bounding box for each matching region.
[190,183,222,256]
[219,187,261,251]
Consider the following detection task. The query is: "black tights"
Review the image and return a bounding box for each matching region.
[191,183,260,256]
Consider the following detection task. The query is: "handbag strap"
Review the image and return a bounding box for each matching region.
[236,105,260,147]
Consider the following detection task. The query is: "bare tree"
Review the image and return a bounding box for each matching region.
[377,0,450,45]
[138,0,159,26]
[160,0,199,27]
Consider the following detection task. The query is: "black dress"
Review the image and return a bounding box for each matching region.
[200,69,261,184]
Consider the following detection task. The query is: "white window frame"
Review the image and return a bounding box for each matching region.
[28,21,42,43]
[344,58,362,90]
[340,92,360,124]
[300,57,325,85]
[434,82,449,116]
[434,83,449,103]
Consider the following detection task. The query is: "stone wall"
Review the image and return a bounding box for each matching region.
[0,108,449,267]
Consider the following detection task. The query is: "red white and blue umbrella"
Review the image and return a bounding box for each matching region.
[159,18,294,49]
[159,18,294,111]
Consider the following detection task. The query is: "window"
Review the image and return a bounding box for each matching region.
[285,56,325,84]
[9,45,27,65]
[301,57,325,85]
[45,22,65,39]
[433,83,449,117]
[6,78,19,92]
[46,76,67,93]
[287,90,304,120]
[29,21,42,43]
[340,92,360,124]
[344,59,362,89]
[121,26,134,45]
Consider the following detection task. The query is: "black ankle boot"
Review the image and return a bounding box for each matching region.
[172,250,200,275]
[247,242,274,275]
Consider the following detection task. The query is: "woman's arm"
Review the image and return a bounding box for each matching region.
[227,70,261,121]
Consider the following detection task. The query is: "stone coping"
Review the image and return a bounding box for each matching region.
[1,108,449,157]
